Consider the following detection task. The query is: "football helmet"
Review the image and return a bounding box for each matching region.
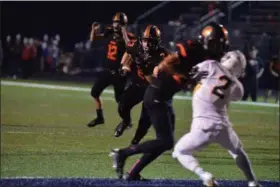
[141,24,161,54]
[198,22,229,58]
[221,50,246,78]
[112,12,128,33]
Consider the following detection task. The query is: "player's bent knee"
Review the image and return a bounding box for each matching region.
[162,138,174,151]
[91,87,100,99]
[172,145,181,159]
[173,142,193,158]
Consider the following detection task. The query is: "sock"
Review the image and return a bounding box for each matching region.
[194,167,205,179]
[176,153,202,176]
[96,109,103,119]
[234,149,257,181]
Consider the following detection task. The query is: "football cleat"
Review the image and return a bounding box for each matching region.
[248,181,262,187]
[114,121,132,137]
[201,172,219,187]
[87,118,104,127]
[123,172,148,181]
[109,149,126,179]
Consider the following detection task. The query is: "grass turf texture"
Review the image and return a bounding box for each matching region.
[1,80,279,181]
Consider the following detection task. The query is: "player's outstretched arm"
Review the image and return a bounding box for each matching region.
[121,52,133,72]
[156,53,187,79]
[90,22,105,41]
[121,26,130,46]
[157,53,179,74]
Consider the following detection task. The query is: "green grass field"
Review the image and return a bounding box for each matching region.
[1,79,279,181]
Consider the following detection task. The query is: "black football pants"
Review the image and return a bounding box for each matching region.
[91,70,125,103]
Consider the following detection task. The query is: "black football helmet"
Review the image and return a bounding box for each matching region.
[198,22,229,59]
[141,25,161,54]
[112,12,128,33]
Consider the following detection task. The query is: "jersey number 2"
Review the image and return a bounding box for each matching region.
[212,75,232,99]
[107,43,118,61]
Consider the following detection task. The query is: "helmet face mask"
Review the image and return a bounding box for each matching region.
[141,38,159,53]
[112,12,128,38]
[141,25,161,55]
[112,21,121,33]
[112,12,128,28]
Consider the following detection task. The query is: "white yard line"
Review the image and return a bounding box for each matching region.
[1,80,279,108]
[231,109,279,115]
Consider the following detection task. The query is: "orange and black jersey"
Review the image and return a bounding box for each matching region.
[126,39,169,85]
[174,40,205,79]
[103,26,135,70]
[150,40,205,101]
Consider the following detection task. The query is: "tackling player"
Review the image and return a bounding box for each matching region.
[87,12,135,127]
[114,25,175,138]
[172,24,262,187]
[110,27,206,180]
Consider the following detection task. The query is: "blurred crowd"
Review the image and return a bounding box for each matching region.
[0,33,105,78]
[1,28,279,103]
[1,34,61,79]
[241,44,279,103]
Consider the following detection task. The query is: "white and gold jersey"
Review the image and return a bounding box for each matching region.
[192,60,244,127]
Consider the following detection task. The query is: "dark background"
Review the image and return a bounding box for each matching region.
[1,1,193,48]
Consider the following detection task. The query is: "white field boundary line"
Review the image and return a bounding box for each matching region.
[1,80,279,108]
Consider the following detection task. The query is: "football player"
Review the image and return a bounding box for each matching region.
[114,25,175,138]
[110,27,206,180]
[172,23,262,187]
[263,55,279,103]
[87,12,135,127]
